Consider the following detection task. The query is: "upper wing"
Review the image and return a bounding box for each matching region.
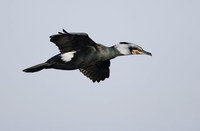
[79,60,110,83]
[50,29,97,53]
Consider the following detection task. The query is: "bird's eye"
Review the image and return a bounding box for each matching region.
[129,47,137,51]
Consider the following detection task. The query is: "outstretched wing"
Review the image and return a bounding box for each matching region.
[50,29,96,53]
[79,60,110,83]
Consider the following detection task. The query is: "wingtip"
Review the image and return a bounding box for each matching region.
[63,29,68,34]
[49,29,69,39]
[58,32,64,34]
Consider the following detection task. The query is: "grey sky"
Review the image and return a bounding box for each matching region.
[0,0,200,131]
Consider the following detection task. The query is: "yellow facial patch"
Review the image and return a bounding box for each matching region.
[135,50,140,54]
[132,50,140,54]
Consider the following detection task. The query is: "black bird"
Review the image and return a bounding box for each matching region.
[23,29,152,82]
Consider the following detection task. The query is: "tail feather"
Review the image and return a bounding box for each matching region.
[23,63,50,73]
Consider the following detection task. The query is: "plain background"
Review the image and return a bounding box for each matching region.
[0,0,200,131]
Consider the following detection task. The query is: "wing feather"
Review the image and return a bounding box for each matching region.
[79,60,110,83]
[50,29,96,53]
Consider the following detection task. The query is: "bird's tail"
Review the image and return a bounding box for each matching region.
[23,63,50,73]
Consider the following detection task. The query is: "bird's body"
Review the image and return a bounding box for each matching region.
[44,44,117,70]
[23,29,151,82]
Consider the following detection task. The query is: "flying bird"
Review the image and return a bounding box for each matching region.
[23,29,152,82]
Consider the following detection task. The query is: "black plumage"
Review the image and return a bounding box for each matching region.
[50,30,96,53]
[23,29,152,82]
[80,60,110,82]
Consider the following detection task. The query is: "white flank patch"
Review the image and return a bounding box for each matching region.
[61,51,76,62]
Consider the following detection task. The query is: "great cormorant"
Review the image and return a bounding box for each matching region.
[23,29,152,82]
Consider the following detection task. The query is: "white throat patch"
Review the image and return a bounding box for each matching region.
[61,51,76,62]
[114,44,130,55]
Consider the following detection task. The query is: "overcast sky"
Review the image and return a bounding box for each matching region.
[0,0,200,131]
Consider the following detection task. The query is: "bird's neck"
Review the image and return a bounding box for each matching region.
[94,44,126,61]
[107,46,121,58]
[94,44,120,60]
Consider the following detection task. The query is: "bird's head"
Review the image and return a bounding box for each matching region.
[114,42,152,56]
